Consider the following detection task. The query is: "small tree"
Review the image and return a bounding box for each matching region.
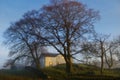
[114,36,120,61]
[104,41,119,69]
[82,34,111,74]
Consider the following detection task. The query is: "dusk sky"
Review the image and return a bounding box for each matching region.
[0,0,120,68]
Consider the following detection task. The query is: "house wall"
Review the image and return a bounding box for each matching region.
[56,55,65,65]
[45,57,56,67]
[44,55,65,67]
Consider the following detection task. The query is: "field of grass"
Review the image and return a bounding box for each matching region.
[0,64,120,80]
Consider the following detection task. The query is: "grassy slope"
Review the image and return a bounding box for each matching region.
[43,64,120,80]
[0,64,120,80]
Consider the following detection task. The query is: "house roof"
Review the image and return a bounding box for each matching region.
[41,53,59,57]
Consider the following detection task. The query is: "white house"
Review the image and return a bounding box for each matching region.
[40,53,65,68]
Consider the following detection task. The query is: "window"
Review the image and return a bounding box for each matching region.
[49,62,53,66]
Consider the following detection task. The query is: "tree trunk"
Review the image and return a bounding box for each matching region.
[36,60,41,69]
[100,55,104,75]
[65,57,72,74]
[105,49,113,69]
[65,24,73,74]
[100,41,104,75]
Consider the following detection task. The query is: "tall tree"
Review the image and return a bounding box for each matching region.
[4,17,47,69]
[30,0,99,73]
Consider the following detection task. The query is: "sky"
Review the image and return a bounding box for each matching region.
[0,0,120,68]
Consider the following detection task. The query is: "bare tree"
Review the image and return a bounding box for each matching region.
[114,36,120,61]
[92,34,111,74]
[30,0,99,73]
[82,33,120,73]
[104,41,119,69]
[82,34,111,74]
[3,17,48,69]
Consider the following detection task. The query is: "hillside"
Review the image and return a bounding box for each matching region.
[0,64,120,80]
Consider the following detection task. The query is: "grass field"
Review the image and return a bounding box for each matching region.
[0,64,120,80]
